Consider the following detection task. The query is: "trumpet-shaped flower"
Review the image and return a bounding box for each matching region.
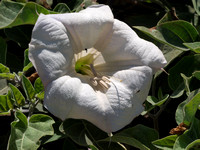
[29,4,167,133]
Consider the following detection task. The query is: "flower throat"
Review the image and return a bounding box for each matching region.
[75,50,110,91]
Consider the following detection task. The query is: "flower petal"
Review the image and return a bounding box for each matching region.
[44,66,152,133]
[97,19,167,71]
[29,14,74,86]
[49,5,114,52]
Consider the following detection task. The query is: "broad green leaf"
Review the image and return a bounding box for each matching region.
[0,95,9,112]
[8,111,55,150]
[24,49,30,67]
[183,42,200,53]
[134,20,200,51]
[173,118,200,150]
[0,0,56,29]
[193,71,200,80]
[9,83,25,106]
[53,3,71,13]
[152,135,178,150]
[0,63,10,73]
[22,75,35,100]
[175,89,200,124]
[186,139,200,150]
[168,55,200,90]
[0,37,7,64]
[0,73,15,80]
[101,125,158,150]
[34,77,44,94]
[183,92,200,125]
[4,25,32,48]
[41,121,64,144]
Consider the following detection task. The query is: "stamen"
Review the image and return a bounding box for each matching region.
[89,64,111,90]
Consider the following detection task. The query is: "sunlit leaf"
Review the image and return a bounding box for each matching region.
[23,62,33,73]
[173,118,200,150]
[0,95,9,112]
[7,111,55,150]
[9,83,25,106]
[134,20,200,51]
[100,125,158,150]
[186,139,200,150]
[0,63,10,73]
[152,135,178,150]
[192,0,200,16]
[0,73,15,80]
[183,42,200,53]
[175,89,200,125]
[22,75,35,100]
[34,77,44,94]
[0,0,56,29]
[24,49,30,67]
[183,92,200,125]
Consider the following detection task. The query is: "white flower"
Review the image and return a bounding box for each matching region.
[29,4,167,133]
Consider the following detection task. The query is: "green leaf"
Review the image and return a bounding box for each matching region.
[4,25,32,48]
[0,73,15,80]
[181,73,192,96]
[168,54,200,90]
[101,125,158,150]
[186,139,200,150]
[193,71,200,80]
[0,0,56,29]
[9,83,25,106]
[173,118,200,150]
[183,42,200,53]
[53,3,71,13]
[175,89,200,125]
[152,135,178,150]
[22,75,35,100]
[0,37,7,64]
[170,82,185,99]
[34,77,44,94]
[134,20,200,51]
[183,92,200,125]
[61,119,107,146]
[0,95,9,112]
[22,62,33,72]
[8,111,55,150]
[0,63,10,73]
[192,0,200,16]
[24,49,30,67]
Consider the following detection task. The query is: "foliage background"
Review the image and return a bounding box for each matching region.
[1,0,200,150]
